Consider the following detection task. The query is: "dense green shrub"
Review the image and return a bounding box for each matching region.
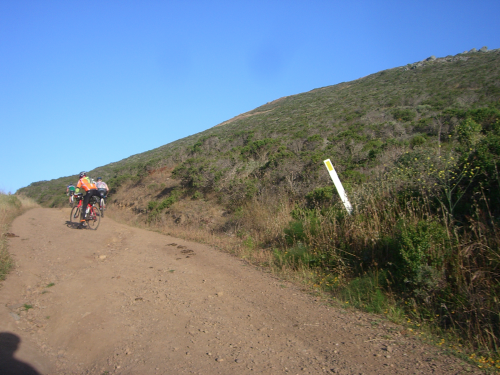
[393,220,448,283]
[392,108,416,122]
[455,118,482,147]
[240,138,279,160]
[172,158,210,188]
[362,139,384,151]
[410,134,427,148]
[305,186,335,207]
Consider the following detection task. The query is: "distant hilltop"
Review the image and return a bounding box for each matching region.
[403,46,497,71]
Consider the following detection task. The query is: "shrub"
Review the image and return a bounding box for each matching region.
[192,191,203,200]
[362,139,384,152]
[283,220,307,245]
[273,242,326,269]
[392,108,416,122]
[394,220,448,281]
[240,138,279,160]
[456,118,482,147]
[307,134,323,143]
[305,186,335,207]
[147,189,181,221]
[343,170,367,184]
[410,135,427,148]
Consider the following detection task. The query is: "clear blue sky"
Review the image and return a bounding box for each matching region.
[1,1,499,193]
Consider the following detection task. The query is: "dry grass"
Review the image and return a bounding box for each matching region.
[106,191,293,265]
[106,205,243,255]
[0,192,40,282]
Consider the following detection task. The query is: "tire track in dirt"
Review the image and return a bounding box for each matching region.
[0,208,479,374]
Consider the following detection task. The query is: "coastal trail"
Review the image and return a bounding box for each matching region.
[0,208,478,374]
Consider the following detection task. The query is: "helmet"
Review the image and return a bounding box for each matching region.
[79,171,86,178]
[97,177,102,181]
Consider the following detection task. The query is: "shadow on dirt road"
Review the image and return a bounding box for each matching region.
[0,332,41,375]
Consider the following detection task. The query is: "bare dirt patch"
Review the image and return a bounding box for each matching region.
[0,208,479,374]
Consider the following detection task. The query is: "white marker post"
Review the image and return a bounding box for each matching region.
[323,159,353,215]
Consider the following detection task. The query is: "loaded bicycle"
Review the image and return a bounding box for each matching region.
[70,193,101,230]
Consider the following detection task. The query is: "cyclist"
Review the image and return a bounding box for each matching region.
[95,177,109,210]
[66,183,76,204]
[95,177,109,196]
[76,171,100,227]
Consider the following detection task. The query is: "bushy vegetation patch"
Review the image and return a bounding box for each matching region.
[146,188,182,222]
[274,110,500,354]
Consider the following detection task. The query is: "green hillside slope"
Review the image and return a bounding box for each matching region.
[20,48,500,207]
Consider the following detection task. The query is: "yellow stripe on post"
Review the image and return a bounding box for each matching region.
[325,160,334,171]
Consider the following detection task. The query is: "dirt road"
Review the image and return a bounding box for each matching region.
[0,208,478,374]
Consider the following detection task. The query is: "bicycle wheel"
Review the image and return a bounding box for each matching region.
[86,204,101,230]
[70,206,81,223]
[100,198,105,218]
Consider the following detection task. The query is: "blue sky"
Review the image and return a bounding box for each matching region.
[1,1,499,193]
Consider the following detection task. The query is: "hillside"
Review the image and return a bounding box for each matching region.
[18,47,500,357]
[19,47,500,208]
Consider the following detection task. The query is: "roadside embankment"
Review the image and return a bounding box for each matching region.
[0,193,39,282]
